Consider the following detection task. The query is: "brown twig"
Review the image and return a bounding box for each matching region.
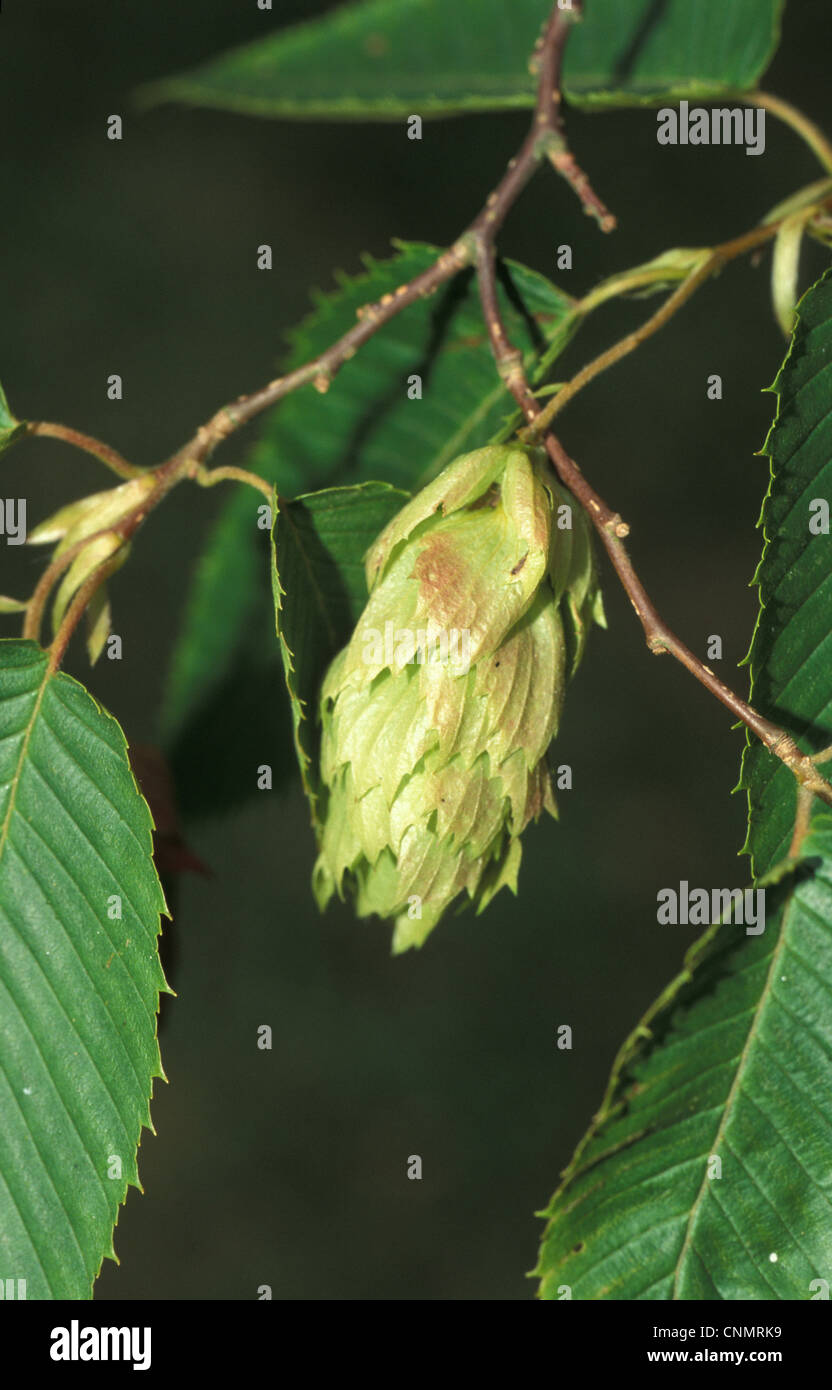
[165,2,612,476]
[533,1,616,231]
[14,0,832,819]
[470,19,832,810]
[547,439,832,808]
[512,396,832,804]
[542,134,617,232]
[480,242,832,807]
[21,3,609,663]
[166,241,474,473]
[25,422,142,480]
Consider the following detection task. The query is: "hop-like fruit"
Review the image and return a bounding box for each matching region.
[313,445,605,952]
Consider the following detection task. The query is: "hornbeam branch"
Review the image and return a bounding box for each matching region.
[471,16,832,807]
[17,1,832,813]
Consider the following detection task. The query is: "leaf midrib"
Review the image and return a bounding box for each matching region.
[0,657,50,865]
[670,882,797,1297]
[0,654,86,1300]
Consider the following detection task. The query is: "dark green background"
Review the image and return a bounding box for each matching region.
[0,0,828,1300]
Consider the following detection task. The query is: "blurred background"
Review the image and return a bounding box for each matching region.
[0,0,829,1300]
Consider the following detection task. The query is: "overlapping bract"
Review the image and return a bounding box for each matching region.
[313,445,604,952]
[28,474,156,662]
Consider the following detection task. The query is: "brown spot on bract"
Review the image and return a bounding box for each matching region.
[414,534,466,610]
[510,553,527,576]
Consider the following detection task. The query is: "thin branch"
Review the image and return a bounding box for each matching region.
[47,554,123,674]
[165,3,611,475]
[542,134,617,232]
[541,437,832,809]
[470,25,832,810]
[523,206,832,441]
[18,0,832,786]
[25,421,142,480]
[481,258,832,805]
[547,426,832,807]
[23,509,149,646]
[747,89,832,173]
[24,531,103,644]
[533,0,615,231]
[526,256,717,439]
[169,240,474,472]
[22,2,613,668]
[476,248,540,415]
[194,463,274,501]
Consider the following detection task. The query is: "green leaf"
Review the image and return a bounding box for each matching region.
[271,481,409,821]
[565,0,785,109]
[0,381,26,458]
[161,242,575,813]
[244,241,575,497]
[246,242,575,496]
[0,640,168,1299]
[534,272,832,1302]
[145,0,784,120]
[161,497,297,819]
[742,268,832,880]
